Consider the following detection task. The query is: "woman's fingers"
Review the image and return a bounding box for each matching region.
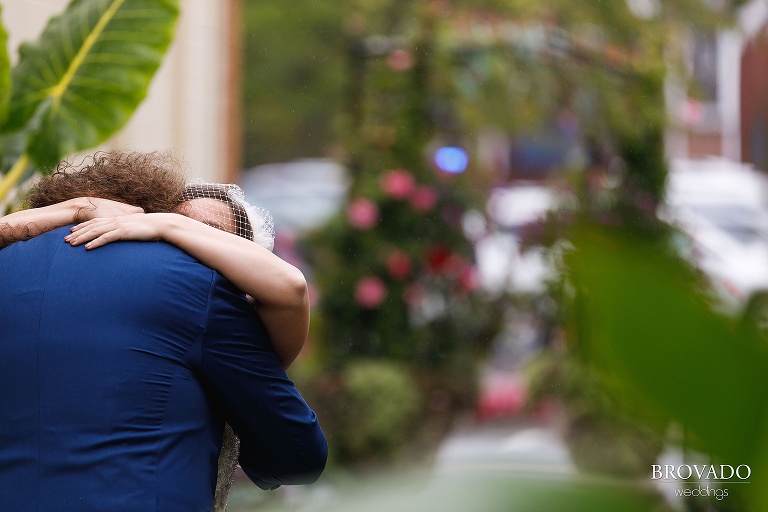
[66,219,120,247]
[82,232,115,250]
[65,213,162,249]
[70,218,98,231]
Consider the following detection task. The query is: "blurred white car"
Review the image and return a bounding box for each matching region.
[473,183,559,295]
[661,157,768,331]
[240,159,349,235]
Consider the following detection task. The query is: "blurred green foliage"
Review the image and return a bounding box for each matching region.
[282,220,768,511]
[528,352,666,478]
[239,0,749,187]
[0,0,179,200]
[0,6,9,130]
[340,361,421,460]
[318,360,421,463]
[294,356,479,470]
[241,1,763,508]
[565,223,768,509]
[301,1,503,369]
[240,0,348,167]
[296,3,508,469]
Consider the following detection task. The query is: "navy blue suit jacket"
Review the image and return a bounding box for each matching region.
[0,226,327,512]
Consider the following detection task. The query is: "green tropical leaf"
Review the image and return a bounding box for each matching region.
[0,5,10,128]
[566,225,768,479]
[2,0,179,171]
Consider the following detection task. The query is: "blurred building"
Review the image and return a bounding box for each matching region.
[666,0,768,170]
[446,3,768,181]
[3,0,241,182]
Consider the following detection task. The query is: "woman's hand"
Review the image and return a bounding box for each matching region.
[1,198,143,249]
[73,197,144,222]
[65,213,173,249]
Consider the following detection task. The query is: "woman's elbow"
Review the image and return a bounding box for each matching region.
[286,269,309,307]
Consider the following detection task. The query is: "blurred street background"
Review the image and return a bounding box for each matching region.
[5,0,768,510]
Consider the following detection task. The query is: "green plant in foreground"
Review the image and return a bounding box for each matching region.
[565,224,768,509]
[0,0,179,202]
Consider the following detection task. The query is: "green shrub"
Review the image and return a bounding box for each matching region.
[336,360,421,463]
[296,360,421,465]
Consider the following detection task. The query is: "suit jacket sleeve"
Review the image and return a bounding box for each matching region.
[192,273,328,490]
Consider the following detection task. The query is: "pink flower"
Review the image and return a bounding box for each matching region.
[680,98,703,125]
[410,185,438,212]
[457,265,479,292]
[380,169,416,200]
[475,374,527,421]
[347,198,379,230]
[386,49,414,72]
[355,276,387,308]
[403,283,425,306]
[386,250,412,280]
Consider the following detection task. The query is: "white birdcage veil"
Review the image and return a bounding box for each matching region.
[181,180,275,251]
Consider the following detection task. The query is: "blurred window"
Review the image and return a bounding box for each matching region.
[691,32,718,103]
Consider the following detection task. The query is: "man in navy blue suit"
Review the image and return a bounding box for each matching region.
[0,155,327,511]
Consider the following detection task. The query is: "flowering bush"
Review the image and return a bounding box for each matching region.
[300,23,505,466]
[305,165,501,369]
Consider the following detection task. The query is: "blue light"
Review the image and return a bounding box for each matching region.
[434,146,468,174]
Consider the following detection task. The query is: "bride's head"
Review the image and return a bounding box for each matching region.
[178,182,275,251]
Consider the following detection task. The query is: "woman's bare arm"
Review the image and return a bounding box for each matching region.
[0,198,143,249]
[67,213,309,368]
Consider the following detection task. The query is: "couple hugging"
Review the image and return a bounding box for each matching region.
[0,150,327,511]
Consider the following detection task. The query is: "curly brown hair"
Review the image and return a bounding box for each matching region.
[26,150,187,213]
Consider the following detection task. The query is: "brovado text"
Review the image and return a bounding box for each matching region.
[652,464,751,481]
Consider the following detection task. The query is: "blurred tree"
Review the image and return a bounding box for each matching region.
[443,0,748,214]
[240,0,441,168]
[301,2,503,467]
[240,0,349,167]
[284,0,752,469]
